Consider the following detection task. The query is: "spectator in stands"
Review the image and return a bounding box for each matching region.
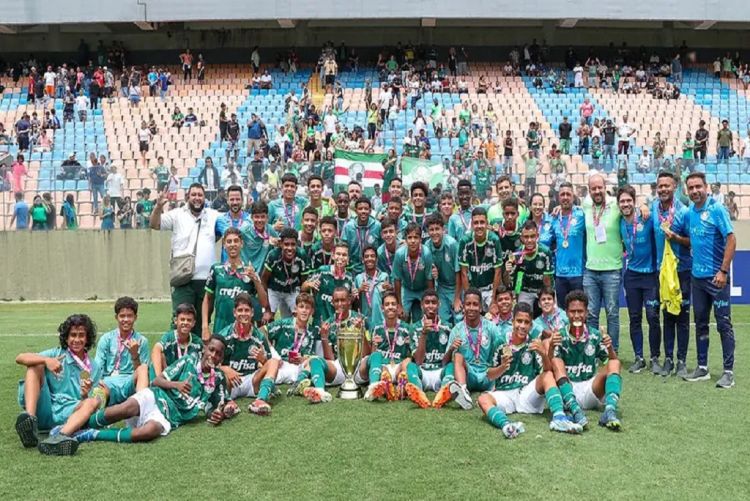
[651,132,665,169]
[259,71,273,89]
[726,191,739,221]
[246,113,266,157]
[10,192,29,230]
[558,116,572,155]
[15,113,31,152]
[179,49,193,83]
[88,153,107,212]
[171,106,185,131]
[100,195,115,230]
[711,182,725,206]
[106,165,124,209]
[152,156,169,193]
[147,67,158,97]
[104,66,114,99]
[118,196,133,229]
[717,120,733,164]
[128,82,141,107]
[198,156,221,202]
[221,161,241,189]
[577,119,591,155]
[323,55,337,92]
[638,149,652,174]
[579,98,594,126]
[33,128,53,153]
[682,132,695,172]
[159,69,170,100]
[694,120,709,164]
[135,188,154,229]
[43,110,61,130]
[61,193,78,230]
[57,152,82,181]
[212,187,229,212]
[30,195,49,231]
[42,192,56,229]
[75,92,89,123]
[251,46,260,75]
[184,108,199,128]
[225,114,240,163]
[138,121,152,167]
[167,166,180,204]
[10,154,27,194]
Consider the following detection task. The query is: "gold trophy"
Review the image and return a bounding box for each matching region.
[337,321,364,400]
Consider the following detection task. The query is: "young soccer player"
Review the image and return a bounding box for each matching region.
[360,292,414,401]
[530,287,569,340]
[425,213,461,323]
[551,290,623,431]
[203,227,269,339]
[342,196,382,274]
[240,200,279,272]
[457,207,503,310]
[151,303,203,378]
[218,293,280,416]
[496,198,523,264]
[485,286,514,330]
[355,245,390,328]
[403,290,453,408]
[261,227,311,318]
[305,174,335,219]
[15,314,101,448]
[477,302,583,439]
[447,179,475,242]
[384,195,408,234]
[433,288,503,410]
[335,191,351,237]
[404,181,432,234]
[269,173,307,231]
[299,206,320,257]
[393,222,434,322]
[503,220,553,311]
[39,336,234,455]
[377,216,400,276]
[310,215,337,271]
[303,242,355,325]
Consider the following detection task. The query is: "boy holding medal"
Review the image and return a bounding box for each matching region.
[502,220,553,312]
[457,207,503,310]
[376,217,400,276]
[302,242,355,325]
[310,216,338,271]
[39,336,234,455]
[218,293,280,416]
[240,200,279,273]
[477,302,583,439]
[15,314,101,449]
[262,227,311,318]
[550,290,623,431]
[530,287,569,340]
[151,304,203,378]
[425,213,462,324]
[403,290,453,408]
[354,246,390,329]
[342,196,382,274]
[361,292,414,401]
[393,222,434,322]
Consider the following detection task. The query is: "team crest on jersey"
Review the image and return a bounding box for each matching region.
[368,235,374,243]
[522,351,533,365]
[292,264,299,273]
[543,223,550,231]
[584,343,595,356]
[570,217,577,225]
[701,211,709,221]
[396,335,405,346]
[439,333,448,345]
[536,260,544,269]
[445,253,451,263]
[636,223,643,231]
[514,239,521,248]
[302,337,311,348]
[481,335,490,348]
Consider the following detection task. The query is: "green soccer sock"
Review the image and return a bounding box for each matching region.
[296,368,311,384]
[309,357,326,389]
[95,428,132,443]
[604,373,622,412]
[367,352,384,382]
[487,407,510,429]
[545,387,566,418]
[87,409,110,428]
[257,377,275,401]
[406,362,422,389]
[557,377,581,414]
[440,362,455,385]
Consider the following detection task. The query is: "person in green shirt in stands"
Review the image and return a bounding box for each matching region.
[151,156,169,193]
[682,131,695,172]
[30,195,49,231]
[61,193,78,229]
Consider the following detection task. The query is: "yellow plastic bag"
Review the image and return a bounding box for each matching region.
[659,243,683,316]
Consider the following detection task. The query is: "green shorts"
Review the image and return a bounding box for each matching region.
[102,374,135,405]
[467,366,493,392]
[17,379,78,431]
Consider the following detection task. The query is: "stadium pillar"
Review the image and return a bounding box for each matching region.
[660,21,675,49]
[541,20,556,47]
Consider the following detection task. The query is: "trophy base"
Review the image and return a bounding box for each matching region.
[338,384,361,400]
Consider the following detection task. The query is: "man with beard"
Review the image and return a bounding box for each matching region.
[487,175,528,228]
[447,179,476,242]
[548,182,586,308]
[216,185,251,262]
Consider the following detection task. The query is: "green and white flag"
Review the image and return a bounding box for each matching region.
[334,150,387,197]
[401,157,446,189]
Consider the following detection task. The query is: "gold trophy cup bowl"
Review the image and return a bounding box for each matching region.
[337,324,363,399]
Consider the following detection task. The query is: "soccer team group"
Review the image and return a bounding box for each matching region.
[15,167,735,455]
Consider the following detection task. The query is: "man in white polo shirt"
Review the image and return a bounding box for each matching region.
[151,183,221,329]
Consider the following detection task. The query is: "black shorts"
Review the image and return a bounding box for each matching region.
[139,140,149,153]
[304,139,316,153]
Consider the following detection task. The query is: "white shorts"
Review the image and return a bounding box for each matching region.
[354,356,399,385]
[421,368,443,392]
[572,379,604,410]
[268,289,297,317]
[275,361,300,385]
[487,378,546,415]
[126,388,171,436]
[328,360,346,387]
[230,373,258,399]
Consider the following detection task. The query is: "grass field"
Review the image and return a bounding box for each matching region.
[1,301,748,500]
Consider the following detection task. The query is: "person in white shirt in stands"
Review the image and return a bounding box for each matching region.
[150,183,221,330]
[75,93,89,123]
[741,129,750,174]
[137,121,152,168]
[638,149,652,173]
[617,116,636,156]
[259,71,273,89]
[273,125,290,164]
[322,108,337,151]
[43,66,57,100]
[105,165,124,210]
[221,161,241,189]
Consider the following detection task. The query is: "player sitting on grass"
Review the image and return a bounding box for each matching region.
[529,287,569,340]
[302,242,354,326]
[217,293,280,416]
[403,290,453,408]
[15,314,102,449]
[150,303,203,378]
[550,290,623,431]
[477,302,583,439]
[95,297,150,406]
[268,293,329,403]
[361,292,413,401]
[485,286,514,329]
[38,336,234,456]
[433,288,503,410]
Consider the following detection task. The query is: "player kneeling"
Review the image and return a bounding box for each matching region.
[39,336,235,455]
[550,290,623,431]
[477,303,583,439]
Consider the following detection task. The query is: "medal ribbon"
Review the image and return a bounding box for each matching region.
[543,310,560,331]
[68,349,92,372]
[624,216,638,264]
[255,225,269,241]
[558,211,574,243]
[658,201,675,227]
[284,202,297,227]
[292,325,307,352]
[365,271,377,308]
[114,331,133,372]
[357,226,369,256]
[465,321,483,360]
[406,252,421,284]
[459,207,473,229]
[197,361,216,389]
[592,200,607,227]
[385,322,401,360]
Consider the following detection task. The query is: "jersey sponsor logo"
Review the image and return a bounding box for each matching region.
[321,293,333,304]
[584,343,595,356]
[469,262,494,275]
[229,358,258,373]
[445,253,451,263]
[521,351,532,365]
[218,286,248,299]
[566,362,595,378]
[498,372,530,386]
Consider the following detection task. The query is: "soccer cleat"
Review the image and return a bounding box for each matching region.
[571,409,589,429]
[432,384,455,409]
[49,425,63,437]
[449,381,473,410]
[249,399,272,416]
[549,414,583,434]
[683,366,710,382]
[661,358,674,377]
[501,421,525,439]
[286,378,311,397]
[598,408,622,431]
[364,381,389,401]
[675,360,688,378]
[16,412,39,448]
[405,383,431,409]
[716,371,735,389]
[303,387,333,404]
[650,357,663,375]
[223,401,241,418]
[380,370,397,401]
[38,434,79,456]
[628,357,646,374]
[396,372,408,401]
[73,428,99,443]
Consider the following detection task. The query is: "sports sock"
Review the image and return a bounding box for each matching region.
[367,352,384,383]
[296,368,311,384]
[440,362,455,385]
[604,373,622,411]
[95,428,132,443]
[545,387,566,418]
[257,377,275,401]
[405,362,422,389]
[556,377,581,414]
[87,409,110,428]
[309,357,326,389]
[487,407,509,429]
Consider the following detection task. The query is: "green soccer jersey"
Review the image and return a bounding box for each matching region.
[309,241,334,271]
[447,206,475,242]
[448,318,501,370]
[497,224,523,265]
[458,232,502,289]
[264,247,310,293]
[402,206,432,234]
[487,201,529,228]
[268,195,308,230]
[530,309,570,340]
[310,265,355,324]
[342,217,382,274]
[156,330,203,368]
[354,270,390,324]
[410,319,452,371]
[205,263,258,333]
[511,245,553,295]
[491,337,544,391]
[324,312,368,359]
[266,317,320,361]
[94,330,150,377]
[152,353,230,428]
[299,238,317,260]
[239,223,278,273]
[377,242,400,276]
[475,168,492,199]
[553,327,609,382]
[370,322,413,364]
[153,165,169,184]
[37,347,103,419]
[217,324,272,376]
[583,195,622,271]
[425,235,459,288]
[392,245,434,292]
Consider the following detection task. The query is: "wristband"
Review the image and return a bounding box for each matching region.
[720,268,729,274]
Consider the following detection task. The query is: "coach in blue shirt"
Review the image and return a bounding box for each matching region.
[683,172,736,388]
[653,172,692,377]
[548,182,586,308]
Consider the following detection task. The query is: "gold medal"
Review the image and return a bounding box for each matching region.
[80,370,90,380]
[660,222,670,232]
[562,240,569,249]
